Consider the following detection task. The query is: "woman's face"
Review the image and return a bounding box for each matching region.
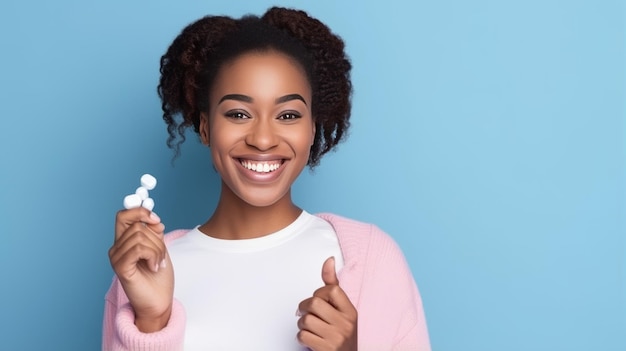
[200,51,315,208]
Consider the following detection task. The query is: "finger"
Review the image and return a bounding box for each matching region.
[110,238,163,277]
[298,296,340,325]
[110,227,166,266]
[114,225,167,267]
[116,222,166,251]
[321,256,338,286]
[313,284,357,316]
[296,329,326,350]
[110,238,165,277]
[115,208,162,241]
[297,312,332,335]
[110,226,167,272]
[146,221,166,236]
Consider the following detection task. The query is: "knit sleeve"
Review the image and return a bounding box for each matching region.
[102,277,186,351]
[101,277,186,351]
[357,225,431,351]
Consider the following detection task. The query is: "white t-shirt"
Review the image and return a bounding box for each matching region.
[167,211,344,350]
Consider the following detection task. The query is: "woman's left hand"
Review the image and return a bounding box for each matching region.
[297,257,358,351]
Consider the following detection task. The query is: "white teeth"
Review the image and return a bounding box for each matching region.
[240,160,281,173]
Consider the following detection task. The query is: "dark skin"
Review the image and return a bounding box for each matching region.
[109,51,357,349]
[108,209,173,332]
[198,179,302,240]
[297,257,358,350]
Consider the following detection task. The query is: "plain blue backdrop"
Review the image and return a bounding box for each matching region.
[0,0,624,350]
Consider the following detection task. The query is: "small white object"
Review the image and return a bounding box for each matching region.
[123,174,157,211]
[135,186,149,200]
[140,174,157,190]
[123,194,142,209]
[142,198,155,211]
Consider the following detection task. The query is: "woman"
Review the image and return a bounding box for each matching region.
[103,7,430,351]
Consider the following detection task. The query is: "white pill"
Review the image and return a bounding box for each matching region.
[140,174,157,190]
[135,186,149,200]
[123,194,142,209]
[142,198,155,211]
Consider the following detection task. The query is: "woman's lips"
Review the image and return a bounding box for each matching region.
[235,158,289,182]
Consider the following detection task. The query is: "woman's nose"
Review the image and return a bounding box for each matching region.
[245,119,279,151]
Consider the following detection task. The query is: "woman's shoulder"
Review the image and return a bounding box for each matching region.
[314,212,401,253]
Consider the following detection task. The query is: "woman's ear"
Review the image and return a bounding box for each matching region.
[199,113,210,146]
[311,121,316,146]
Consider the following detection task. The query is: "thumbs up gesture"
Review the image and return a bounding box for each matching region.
[296,257,358,351]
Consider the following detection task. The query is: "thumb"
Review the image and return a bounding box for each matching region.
[321,256,339,286]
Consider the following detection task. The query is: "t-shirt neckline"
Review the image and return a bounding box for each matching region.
[187,210,313,253]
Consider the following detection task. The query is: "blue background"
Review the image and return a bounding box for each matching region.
[1,0,624,350]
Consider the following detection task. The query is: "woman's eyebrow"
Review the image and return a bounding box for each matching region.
[218,93,307,105]
[218,94,253,104]
[275,94,307,105]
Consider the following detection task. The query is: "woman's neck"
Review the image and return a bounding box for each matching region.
[198,183,302,240]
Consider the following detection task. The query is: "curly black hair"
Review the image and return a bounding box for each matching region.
[158,7,352,167]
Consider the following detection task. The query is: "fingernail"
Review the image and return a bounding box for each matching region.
[295,308,302,317]
[160,259,167,269]
[150,212,160,222]
[154,263,159,272]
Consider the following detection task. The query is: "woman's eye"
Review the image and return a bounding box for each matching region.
[278,113,301,120]
[225,111,249,119]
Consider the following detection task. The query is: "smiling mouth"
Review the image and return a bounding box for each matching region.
[239,159,284,173]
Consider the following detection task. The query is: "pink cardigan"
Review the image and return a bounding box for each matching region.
[103,213,431,350]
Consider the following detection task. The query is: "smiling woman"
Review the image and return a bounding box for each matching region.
[199,52,315,211]
[103,7,430,351]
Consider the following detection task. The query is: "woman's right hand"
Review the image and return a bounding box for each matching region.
[109,208,174,333]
